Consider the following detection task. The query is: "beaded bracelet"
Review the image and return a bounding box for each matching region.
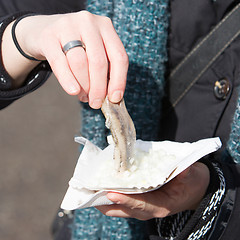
[11,13,41,61]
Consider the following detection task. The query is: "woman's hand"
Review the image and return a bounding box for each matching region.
[96,162,210,220]
[2,11,128,108]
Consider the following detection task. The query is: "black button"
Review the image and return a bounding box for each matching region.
[214,79,230,100]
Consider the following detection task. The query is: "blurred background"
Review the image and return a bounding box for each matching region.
[0,74,81,240]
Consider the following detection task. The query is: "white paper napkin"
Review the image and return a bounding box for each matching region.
[61,137,222,210]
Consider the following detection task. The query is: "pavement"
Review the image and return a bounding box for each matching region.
[0,74,81,240]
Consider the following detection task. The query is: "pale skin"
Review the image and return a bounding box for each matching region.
[1,11,210,219]
[2,11,128,109]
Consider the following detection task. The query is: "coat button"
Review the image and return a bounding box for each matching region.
[214,78,230,100]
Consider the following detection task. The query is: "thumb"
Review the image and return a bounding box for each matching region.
[176,165,193,183]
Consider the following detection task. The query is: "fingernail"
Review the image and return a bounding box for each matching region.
[68,85,79,95]
[91,99,102,109]
[110,91,123,103]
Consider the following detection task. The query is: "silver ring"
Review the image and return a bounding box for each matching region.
[62,40,86,54]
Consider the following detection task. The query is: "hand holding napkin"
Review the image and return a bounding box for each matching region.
[61,136,221,210]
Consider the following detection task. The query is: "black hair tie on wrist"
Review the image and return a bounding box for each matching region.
[11,13,41,62]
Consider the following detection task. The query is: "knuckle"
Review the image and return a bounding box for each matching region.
[78,10,95,22]
[131,200,146,211]
[102,16,113,25]
[79,10,92,18]
[116,50,129,66]
[153,208,170,218]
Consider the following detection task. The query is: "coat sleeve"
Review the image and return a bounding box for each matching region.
[0,0,85,110]
[0,0,85,16]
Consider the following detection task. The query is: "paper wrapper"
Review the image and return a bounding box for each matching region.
[61,136,222,210]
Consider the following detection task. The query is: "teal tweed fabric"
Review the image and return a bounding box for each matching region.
[71,0,170,239]
[227,92,240,163]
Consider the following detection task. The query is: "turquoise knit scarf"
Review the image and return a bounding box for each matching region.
[227,93,240,163]
[71,0,170,239]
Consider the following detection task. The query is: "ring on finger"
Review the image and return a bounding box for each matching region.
[62,40,86,54]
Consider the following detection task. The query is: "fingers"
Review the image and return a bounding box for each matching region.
[65,46,89,102]
[108,192,146,211]
[97,204,149,220]
[16,12,128,107]
[42,12,128,108]
[96,205,132,219]
[98,192,154,220]
[48,15,92,101]
[98,17,128,103]
[81,21,109,108]
[43,38,81,95]
[97,191,171,220]
[79,13,128,107]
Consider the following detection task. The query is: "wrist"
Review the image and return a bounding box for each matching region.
[12,14,42,62]
[1,14,43,88]
[15,14,59,62]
